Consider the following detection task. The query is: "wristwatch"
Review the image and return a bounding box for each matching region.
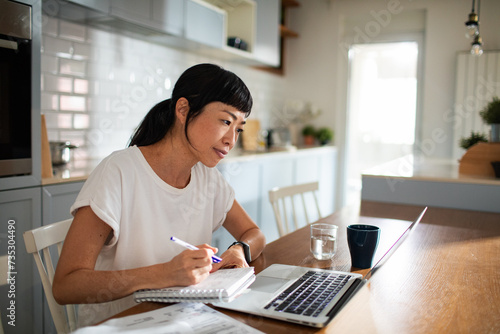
[228,241,251,263]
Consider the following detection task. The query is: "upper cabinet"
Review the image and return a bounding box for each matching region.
[198,0,281,67]
[185,0,225,49]
[152,0,184,36]
[256,0,300,75]
[49,0,281,67]
[202,0,256,53]
[253,0,280,67]
[109,0,184,36]
[66,0,110,13]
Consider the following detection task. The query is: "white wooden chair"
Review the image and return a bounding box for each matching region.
[0,255,8,334]
[268,181,322,237]
[23,219,76,334]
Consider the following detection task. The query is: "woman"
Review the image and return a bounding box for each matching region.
[53,63,266,327]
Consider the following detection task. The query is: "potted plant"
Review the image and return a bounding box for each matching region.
[302,125,316,146]
[315,127,334,146]
[479,96,500,142]
[459,131,488,150]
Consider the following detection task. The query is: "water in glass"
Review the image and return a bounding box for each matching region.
[311,234,337,260]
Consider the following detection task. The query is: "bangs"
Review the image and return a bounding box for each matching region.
[218,76,253,117]
[196,67,253,117]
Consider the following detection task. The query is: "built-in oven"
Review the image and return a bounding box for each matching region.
[0,0,33,177]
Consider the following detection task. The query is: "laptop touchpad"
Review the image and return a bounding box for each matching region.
[251,276,289,293]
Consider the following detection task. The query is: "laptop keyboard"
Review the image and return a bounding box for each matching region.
[264,271,350,317]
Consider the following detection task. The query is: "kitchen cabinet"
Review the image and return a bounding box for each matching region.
[213,159,262,250]
[0,181,85,334]
[217,160,261,222]
[258,154,295,241]
[57,0,183,36]
[49,0,281,67]
[152,0,184,36]
[253,0,280,67]
[66,0,110,13]
[0,187,43,334]
[317,149,336,216]
[258,148,336,242]
[295,150,320,184]
[52,0,111,22]
[110,0,151,27]
[110,0,184,36]
[39,181,83,333]
[257,0,300,74]
[291,150,322,230]
[201,0,256,53]
[184,0,225,49]
[212,146,337,248]
[200,0,282,67]
[42,181,84,226]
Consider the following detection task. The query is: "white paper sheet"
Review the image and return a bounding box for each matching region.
[72,303,265,334]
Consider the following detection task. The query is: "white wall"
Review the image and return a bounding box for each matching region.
[41,14,288,161]
[41,0,500,210]
[284,0,500,161]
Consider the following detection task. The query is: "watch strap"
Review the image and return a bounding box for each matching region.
[228,241,251,263]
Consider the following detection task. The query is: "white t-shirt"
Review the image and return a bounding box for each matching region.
[70,146,235,327]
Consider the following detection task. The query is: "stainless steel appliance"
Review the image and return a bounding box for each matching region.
[0,0,33,177]
[49,141,78,165]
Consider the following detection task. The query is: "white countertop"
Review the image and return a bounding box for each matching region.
[42,145,336,185]
[362,155,500,186]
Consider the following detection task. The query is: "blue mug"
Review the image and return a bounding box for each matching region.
[347,225,380,269]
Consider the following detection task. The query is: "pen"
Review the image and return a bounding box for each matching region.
[170,236,222,263]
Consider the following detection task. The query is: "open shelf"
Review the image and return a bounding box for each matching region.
[280,24,299,38]
[204,0,255,52]
[282,0,300,7]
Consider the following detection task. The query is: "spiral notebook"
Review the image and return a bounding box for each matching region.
[134,267,255,303]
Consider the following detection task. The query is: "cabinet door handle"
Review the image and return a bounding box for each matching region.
[0,38,18,51]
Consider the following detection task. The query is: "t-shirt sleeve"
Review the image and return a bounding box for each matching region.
[70,156,123,247]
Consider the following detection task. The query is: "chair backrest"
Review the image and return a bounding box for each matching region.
[23,219,76,334]
[0,255,8,334]
[268,181,322,237]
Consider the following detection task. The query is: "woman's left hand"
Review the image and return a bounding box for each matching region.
[211,245,248,271]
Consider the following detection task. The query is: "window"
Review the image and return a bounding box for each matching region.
[345,41,419,205]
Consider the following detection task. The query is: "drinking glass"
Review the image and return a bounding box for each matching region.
[310,223,338,260]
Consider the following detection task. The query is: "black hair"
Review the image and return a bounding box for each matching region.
[128,63,253,147]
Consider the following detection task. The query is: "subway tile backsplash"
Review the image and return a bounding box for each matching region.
[41,15,285,161]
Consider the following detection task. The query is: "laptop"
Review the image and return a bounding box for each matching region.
[213,207,428,328]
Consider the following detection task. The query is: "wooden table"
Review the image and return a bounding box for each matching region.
[106,203,500,333]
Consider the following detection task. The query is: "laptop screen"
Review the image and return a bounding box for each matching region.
[364,207,427,280]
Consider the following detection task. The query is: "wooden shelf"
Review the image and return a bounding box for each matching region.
[280,24,298,38]
[282,0,300,7]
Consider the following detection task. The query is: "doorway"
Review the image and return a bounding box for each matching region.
[344,41,419,206]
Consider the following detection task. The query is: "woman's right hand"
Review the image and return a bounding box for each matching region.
[160,244,217,287]
[53,206,218,305]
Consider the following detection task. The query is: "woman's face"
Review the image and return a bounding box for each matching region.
[186,102,246,167]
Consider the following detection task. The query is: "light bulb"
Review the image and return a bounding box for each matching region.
[471,36,483,56]
[471,45,483,56]
[465,24,479,39]
[465,13,479,39]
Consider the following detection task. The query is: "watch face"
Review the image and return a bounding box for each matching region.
[240,242,251,263]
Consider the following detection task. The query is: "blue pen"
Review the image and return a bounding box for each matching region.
[170,236,222,263]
